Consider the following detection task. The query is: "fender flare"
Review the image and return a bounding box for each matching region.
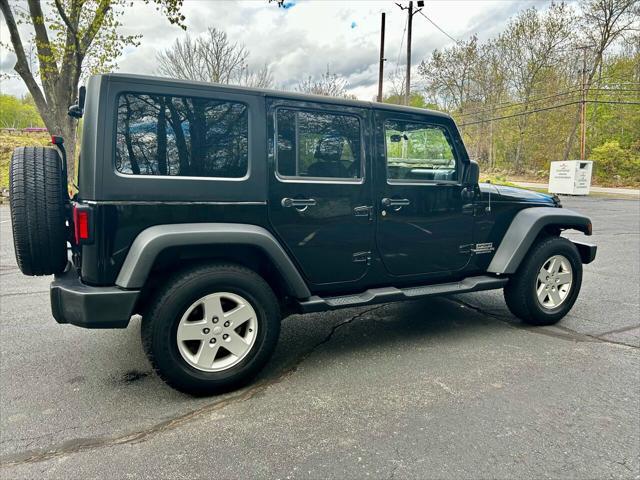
[115,223,311,299]
[487,207,592,274]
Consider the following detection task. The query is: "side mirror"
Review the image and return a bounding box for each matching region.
[68,86,86,119]
[463,160,480,186]
[78,85,86,109]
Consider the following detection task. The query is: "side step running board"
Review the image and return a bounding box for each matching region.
[297,275,508,313]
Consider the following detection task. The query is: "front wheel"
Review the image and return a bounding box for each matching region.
[504,236,582,326]
[142,264,281,395]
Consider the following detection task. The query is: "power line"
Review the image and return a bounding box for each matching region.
[459,101,580,126]
[459,88,581,112]
[395,13,408,77]
[457,89,582,117]
[416,10,459,44]
[590,100,640,105]
[456,87,637,118]
[589,88,640,93]
[458,100,640,127]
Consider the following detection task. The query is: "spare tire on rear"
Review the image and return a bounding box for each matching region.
[9,146,68,276]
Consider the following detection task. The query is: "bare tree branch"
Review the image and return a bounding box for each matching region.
[295,66,354,98]
[0,0,49,116]
[157,27,273,88]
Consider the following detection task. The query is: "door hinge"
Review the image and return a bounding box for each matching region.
[352,251,372,265]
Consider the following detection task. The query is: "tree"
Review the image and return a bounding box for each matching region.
[562,0,640,160]
[496,3,575,172]
[156,27,274,88]
[383,93,430,109]
[589,140,640,184]
[295,67,354,98]
[0,0,186,182]
[415,0,638,183]
[418,36,480,113]
[0,94,45,128]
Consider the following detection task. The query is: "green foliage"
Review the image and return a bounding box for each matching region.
[479,174,517,187]
[0,132,51,188]
[2,0,187,181]
[30,0,186,79]
[0,95,44,128]
[589,140,640,186]
[416,0,639,186]
[383,93,429,109]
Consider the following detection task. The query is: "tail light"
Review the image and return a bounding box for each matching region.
[72,204,93,245]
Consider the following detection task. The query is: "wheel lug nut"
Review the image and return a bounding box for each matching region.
[202,328,210,334]
[223,334,229,340]
[210,338,216,344]
[224,321,230,327]
[212,317,219,323]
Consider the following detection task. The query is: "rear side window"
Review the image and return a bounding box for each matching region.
[385,120,457,182]
[115,93,248,178]
[275,109,362,180]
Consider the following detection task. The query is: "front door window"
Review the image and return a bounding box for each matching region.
[384,120,457,183]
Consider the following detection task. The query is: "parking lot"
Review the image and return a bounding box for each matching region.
[1,196,638,479]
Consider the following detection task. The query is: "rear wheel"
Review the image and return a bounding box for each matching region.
[504,236,582,326]
[9,147,68,276]
[142,264,281,395]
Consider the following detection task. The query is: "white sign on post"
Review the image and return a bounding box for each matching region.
[548,160,593,195]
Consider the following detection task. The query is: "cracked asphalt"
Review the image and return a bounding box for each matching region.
[1,196,639,479]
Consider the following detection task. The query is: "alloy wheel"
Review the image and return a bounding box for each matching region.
[536,255,573,310]
[176,292,258,372]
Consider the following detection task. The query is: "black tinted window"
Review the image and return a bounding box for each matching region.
[116,93,248,178]
[276,109,362,179]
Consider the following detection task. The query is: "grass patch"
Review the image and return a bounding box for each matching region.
[0,131,51,189]
[479,174,517,187]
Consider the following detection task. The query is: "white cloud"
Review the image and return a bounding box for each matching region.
[1,0,549,99]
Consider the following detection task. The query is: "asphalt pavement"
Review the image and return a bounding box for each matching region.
[0,196,638,479]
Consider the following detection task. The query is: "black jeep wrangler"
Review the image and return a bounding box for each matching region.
[9,74,597,394]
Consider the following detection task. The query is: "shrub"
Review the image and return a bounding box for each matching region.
[0,132,51,188]
[589,141,640,186]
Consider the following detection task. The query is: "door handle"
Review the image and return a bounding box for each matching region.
[353,205,373,219]
[281,197,317,211]
[462,204,474,215]
[381,197,410,209]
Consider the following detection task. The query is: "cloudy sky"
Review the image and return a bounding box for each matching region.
[1,0,548,100]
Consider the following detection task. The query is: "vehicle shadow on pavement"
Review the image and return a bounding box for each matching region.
[264,296,500,379]
[96,296,503,396]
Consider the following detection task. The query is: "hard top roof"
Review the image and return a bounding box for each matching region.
[99,73,452,120]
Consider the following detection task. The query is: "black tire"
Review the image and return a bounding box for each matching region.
[9,147,68,276]
[142,263,281,395]
[504,236,582,326]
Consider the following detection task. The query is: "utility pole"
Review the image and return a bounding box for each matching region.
[579,46,588,161]
[396,1,423,105]
[377,12,386,103]
[405,1,413,106]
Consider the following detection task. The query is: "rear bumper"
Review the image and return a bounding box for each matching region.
[50,265,139,329]
[571,240,597,264]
